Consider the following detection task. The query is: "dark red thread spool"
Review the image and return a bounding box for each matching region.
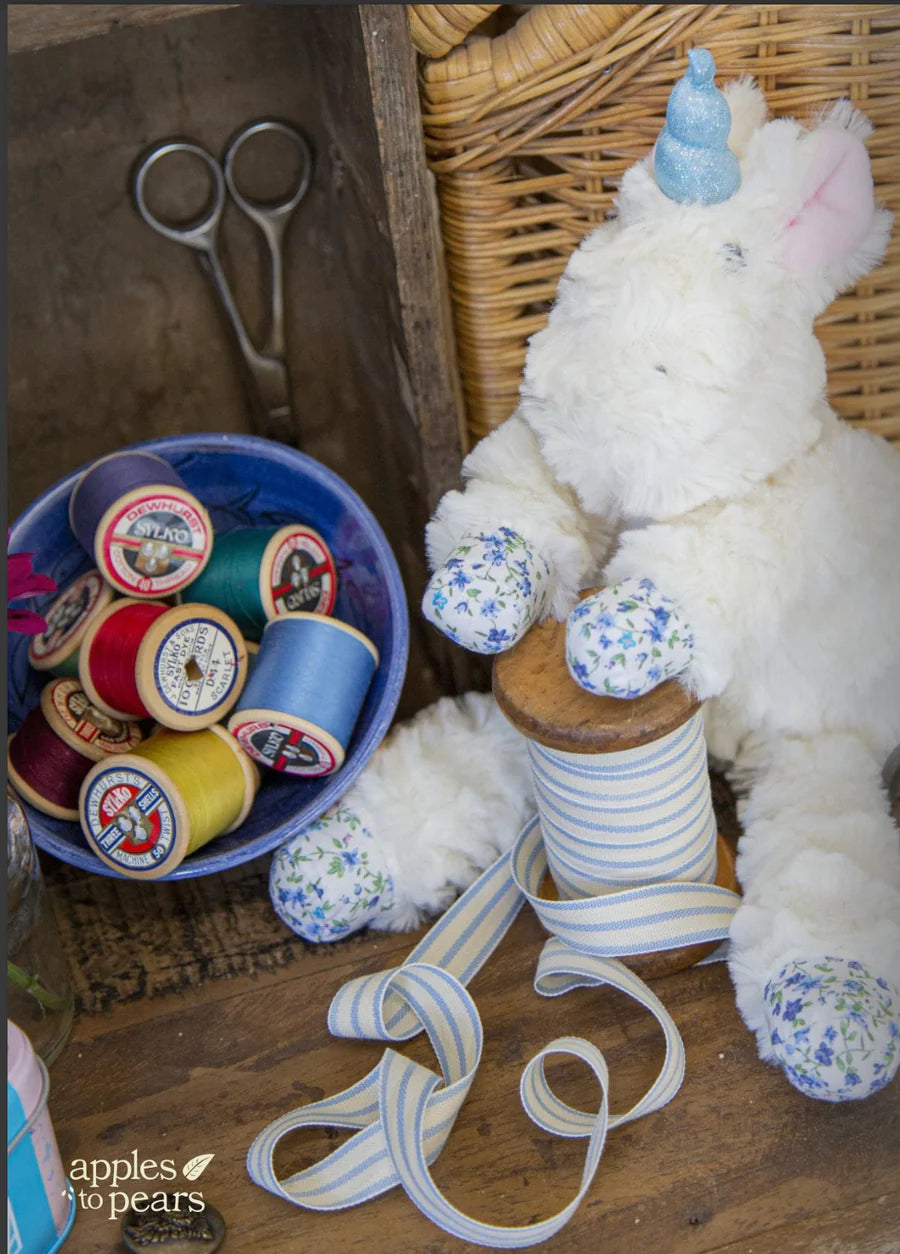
[8,678,144,820]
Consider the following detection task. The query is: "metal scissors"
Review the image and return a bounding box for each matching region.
[133,119,312,441]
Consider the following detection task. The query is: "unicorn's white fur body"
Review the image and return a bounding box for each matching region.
[423,81,900,1060]
[280,77,900,1094]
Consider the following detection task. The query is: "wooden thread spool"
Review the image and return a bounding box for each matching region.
[68,449,213,599]
[8,678,144,820]
[79,725,259,879]
[178,525,338,641]
[493,606,737,979]
[227,613,378,777]
[27,569,115,677]
[78,597,248,731]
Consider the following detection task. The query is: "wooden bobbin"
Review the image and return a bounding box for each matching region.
[493,606,738,980]
[8,678,145,821]
[70,453,213,600]
[27,569,115,676]
[79,598,248,730]
[79,724,259,880]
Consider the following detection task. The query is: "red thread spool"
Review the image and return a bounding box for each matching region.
[78,597,248,730]
[8,678,144,820]
[80,600,168,718]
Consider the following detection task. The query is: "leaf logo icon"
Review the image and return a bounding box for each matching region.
[182,1153,215,1181]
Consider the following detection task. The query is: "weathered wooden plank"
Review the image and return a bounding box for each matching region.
[359,3,468,511]
[7,4,237,55]
[47,909,900,1253]
[357,3,487,698]
[710,1194,900,1254]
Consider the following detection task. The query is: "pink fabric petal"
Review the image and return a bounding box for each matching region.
[7,552,38,600]
[8,607,49,634]
[7,545,57,634]
[7,551,57,601]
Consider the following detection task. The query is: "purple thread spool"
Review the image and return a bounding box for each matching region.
[69,451,213,599]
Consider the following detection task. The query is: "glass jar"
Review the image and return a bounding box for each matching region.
[7,787,74,1066]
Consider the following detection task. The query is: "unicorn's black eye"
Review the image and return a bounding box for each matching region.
[722,242,747,272]
[655,364,668,375]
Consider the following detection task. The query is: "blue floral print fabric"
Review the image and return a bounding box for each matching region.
[565,576,694,698]
[423,528,549,654]
[269,805,393,943]
[764,957,899,1101]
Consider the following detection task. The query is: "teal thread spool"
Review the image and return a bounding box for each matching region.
[227,613,379,777]
[182,525,337,641]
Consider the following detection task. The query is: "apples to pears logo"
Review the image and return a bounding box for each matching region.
[182,1153,215,1181]
[70,1149,217,1220]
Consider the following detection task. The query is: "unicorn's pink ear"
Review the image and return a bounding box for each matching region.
[782,126,874,274]
[779,110,891,310]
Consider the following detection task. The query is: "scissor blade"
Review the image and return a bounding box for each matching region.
[244,353,297,447]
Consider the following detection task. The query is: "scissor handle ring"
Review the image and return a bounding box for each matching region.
[223,120,312,223]
[133,141,226,248]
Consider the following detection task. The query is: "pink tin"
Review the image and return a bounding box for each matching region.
[7,1020,75,1253]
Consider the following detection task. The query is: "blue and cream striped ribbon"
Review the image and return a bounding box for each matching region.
[248,710,740,1246]
[530,712,717,897]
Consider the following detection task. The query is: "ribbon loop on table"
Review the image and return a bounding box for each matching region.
[379,1032,613,1249]
[328,850,525,1043]
[532,937,686,1127]
[249,711,742,1246]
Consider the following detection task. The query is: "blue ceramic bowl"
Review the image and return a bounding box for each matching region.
[7,433,409,879]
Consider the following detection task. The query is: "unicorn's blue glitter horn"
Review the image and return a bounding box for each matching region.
[654,48,740,205]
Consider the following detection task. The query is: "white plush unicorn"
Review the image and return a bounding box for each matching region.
[273,52,900,1102]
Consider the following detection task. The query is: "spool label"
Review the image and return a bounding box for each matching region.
[231,718,337,776]
[268,531,336,616]
[49,678,143,753]
[153,619,241,716]
[102,493,210,595]
[83,767,176,870]
[29,570,106,663]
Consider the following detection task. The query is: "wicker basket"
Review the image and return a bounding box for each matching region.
[412,4,900,448]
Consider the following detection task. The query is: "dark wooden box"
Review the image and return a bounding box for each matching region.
[8,3,481,714]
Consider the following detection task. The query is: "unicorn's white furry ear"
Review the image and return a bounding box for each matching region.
[722,76,768,157]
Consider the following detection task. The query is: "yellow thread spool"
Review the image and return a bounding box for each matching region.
[79,725,259,880]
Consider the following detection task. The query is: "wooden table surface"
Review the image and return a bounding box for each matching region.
[43,839,900,1254]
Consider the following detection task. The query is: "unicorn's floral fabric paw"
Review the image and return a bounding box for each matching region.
[565,577,694,698]
[764,957,899,1101]
[423,528,550,655]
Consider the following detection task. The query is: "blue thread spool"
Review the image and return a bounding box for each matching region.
[69,450,213,599]
[227,613,379,776]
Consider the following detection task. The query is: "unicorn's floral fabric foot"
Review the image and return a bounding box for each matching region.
[270,805,394,943]
[422,528,549,654]
[565,577,694,698]
[764,957,900,1101]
